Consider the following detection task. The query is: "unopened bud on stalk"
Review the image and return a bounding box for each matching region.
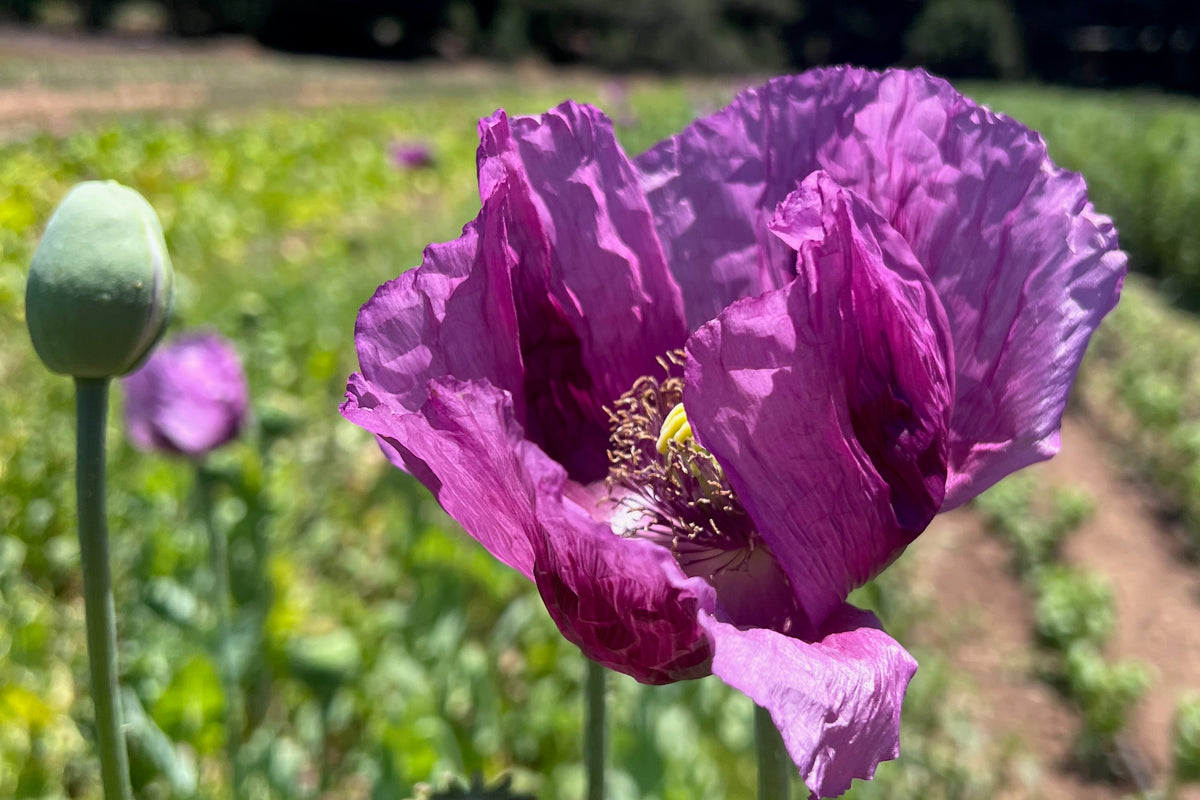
[26,181,174,378]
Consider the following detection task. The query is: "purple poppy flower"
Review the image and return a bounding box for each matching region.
[123,332,249,458]
[342,67,1125,797]
[390,140,435,170]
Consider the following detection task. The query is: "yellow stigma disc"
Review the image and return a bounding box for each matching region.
[656,402,693,454]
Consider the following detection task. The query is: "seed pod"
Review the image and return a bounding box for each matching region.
[26,181,174,378]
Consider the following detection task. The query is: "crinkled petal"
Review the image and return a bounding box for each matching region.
[356,103,686,484]
[477,103,687,481]
[343,375,538,580]
[533,496,716,684]
[638,66,1125,506]
[931,178,1125,507]
[354,223,524,413]
[700,605,916,799]
[341,376,714,683]
[686,172,952,630]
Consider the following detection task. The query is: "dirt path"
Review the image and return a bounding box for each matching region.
[0,29,379,139]
[1045,417,1200,796]
[910,509,1127,799]
[908,414,1200,798]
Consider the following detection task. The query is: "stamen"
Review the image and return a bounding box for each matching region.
[604,354,755,579]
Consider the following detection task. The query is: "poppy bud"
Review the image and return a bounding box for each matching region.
[26,180,174,378]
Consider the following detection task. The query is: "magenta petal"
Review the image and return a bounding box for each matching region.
[686,173,952,630]
[638,67,1125,505]
[476,103,687,480]
[931,175,1125,507]
[354,224,524,413]
[701,605,916,798]
[358,102,687,484]
[342,375,539,580]
[342,375,714,683]
[533,498,716,684]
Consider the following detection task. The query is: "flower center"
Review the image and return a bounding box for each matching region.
[656,402,693,453]
[605,360,756,579]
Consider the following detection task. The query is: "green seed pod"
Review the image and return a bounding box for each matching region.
[25,181,174,378]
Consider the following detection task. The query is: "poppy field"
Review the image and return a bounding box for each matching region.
[2,40,1200,800]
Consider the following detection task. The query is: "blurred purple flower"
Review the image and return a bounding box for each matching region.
[602,79,638,127]
[123,332,249,458]
[343,68,1125,797]
[390,140,435,170]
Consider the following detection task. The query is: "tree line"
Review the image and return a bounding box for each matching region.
[3,0,1198,90]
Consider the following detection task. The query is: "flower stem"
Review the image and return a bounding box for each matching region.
[755,703,790,800]
[197,465,246,798]
[584,657,606,800]
[75,377,133,800]
[318,693,334,793]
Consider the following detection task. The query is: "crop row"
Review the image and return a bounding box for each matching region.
[1074,278,1200,556]
[973,472,1200,790]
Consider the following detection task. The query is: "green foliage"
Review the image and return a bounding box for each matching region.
[1174,694,1200,784]
[1064,645,1152,771]
[1071,278,1200,554]
[1032,564,1151,773]
[974,474,1093,580]
[1033,567,1113,652]
[905,0,1024,79]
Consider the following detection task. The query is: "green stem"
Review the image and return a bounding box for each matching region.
[318,692,334,794]
[755,703,790,800]
[75,377,132,800]
[198,466,245,798]
[584,658,606,800]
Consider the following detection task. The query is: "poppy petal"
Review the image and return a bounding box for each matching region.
[343,375,715,682]
[477,103,688,481]
[639,67,1125,505]
[686,172,952,629]
[702,604,916,798]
